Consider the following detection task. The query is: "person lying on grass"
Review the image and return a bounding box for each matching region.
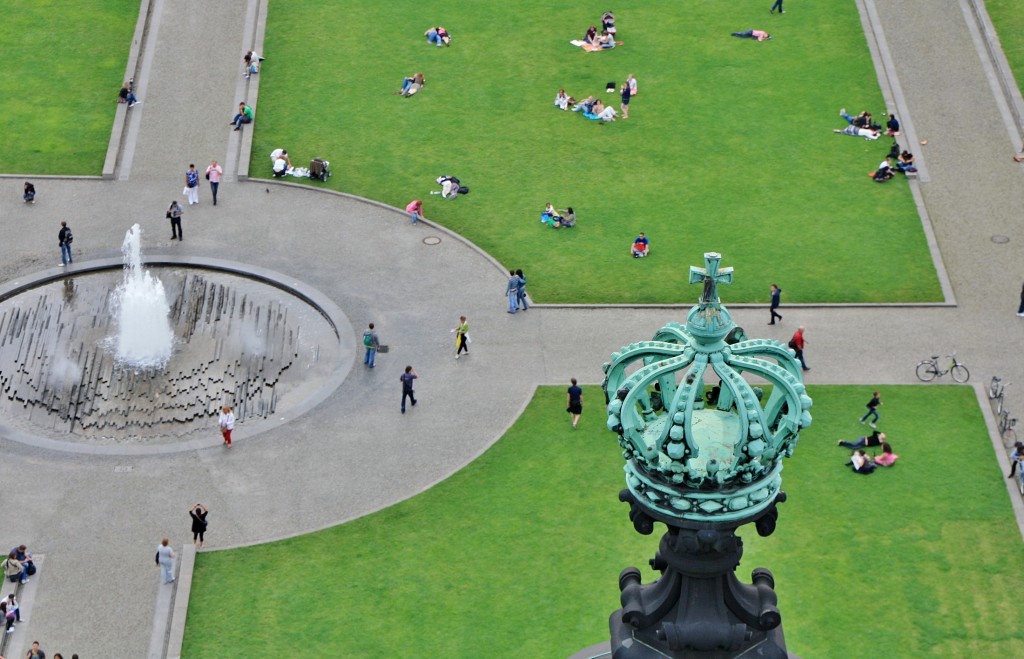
[572,96,596,113]
[396,73,425,96]
[425,26,451,46]
[849,449,876,474]
[833,125,880,140]
[731,29,772,41]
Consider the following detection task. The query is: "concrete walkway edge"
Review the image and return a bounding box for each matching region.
[163,544,196,659]
[104,0,154,179]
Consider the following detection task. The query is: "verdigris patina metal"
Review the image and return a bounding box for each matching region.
[602,252,812,657]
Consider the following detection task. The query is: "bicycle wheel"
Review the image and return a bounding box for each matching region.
[1006,427,1018,446]
[951,365,970,383]
[916,362,938,382]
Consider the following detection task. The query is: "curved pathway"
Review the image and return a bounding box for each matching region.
[0,0,1022,656]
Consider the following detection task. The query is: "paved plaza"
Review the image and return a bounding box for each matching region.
[0,0,1023,656]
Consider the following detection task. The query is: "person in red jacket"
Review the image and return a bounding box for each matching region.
[789,326,809,371]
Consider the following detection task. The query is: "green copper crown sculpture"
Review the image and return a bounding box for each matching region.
[603,252,812,524]
[600,253,812,658]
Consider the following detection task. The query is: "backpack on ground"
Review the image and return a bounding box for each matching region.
[309,158,331,182]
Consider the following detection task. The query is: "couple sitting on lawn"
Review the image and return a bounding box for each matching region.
[540,203,575,228]
[571,96,618,122]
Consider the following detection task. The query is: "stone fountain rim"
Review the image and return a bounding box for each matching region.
[0,256,355,456]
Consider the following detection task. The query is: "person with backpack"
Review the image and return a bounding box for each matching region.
[58,221,73,266]
[788,326,809,371]
[362,323,380,368]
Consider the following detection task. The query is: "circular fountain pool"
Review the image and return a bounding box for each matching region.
[0,260,353,449]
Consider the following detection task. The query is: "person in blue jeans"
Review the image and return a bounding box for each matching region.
[516,269,528,311]
[506,270,522,313]
[769,0,784,14]
[859,391,882,427]
[58,221,73,266]
[363,323,379,368]
[838,430,885,450]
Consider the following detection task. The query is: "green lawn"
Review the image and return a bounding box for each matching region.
[183,385,1023,658]
[2,1,137,174]
[253,0,940,303]
[986,0,1024,103]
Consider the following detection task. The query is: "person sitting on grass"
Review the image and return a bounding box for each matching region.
[23,182,35,204]
[886,113,901,136]
[558,207,576,228]
[541,203,562,227]
[583,25,598,44]
[398,73,425,97]
[631,232,649,258]
[270,148,292,177]
[582,30,616,51]
[230,102,254,131]
[873,157,895,182]
[849,449,876,474]
[873,442,899,467]
[590,100,618,122]
[554,89,572,111]
[731,29,772,41]
[833,124,880,140]
[119,79,140,107]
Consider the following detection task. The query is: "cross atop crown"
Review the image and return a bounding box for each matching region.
[689,252,734,306]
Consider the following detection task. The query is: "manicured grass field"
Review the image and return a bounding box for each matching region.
[2,1,137,175]
[253,1,940,303]
[986,0,1024,101]
[182,385,1024,658]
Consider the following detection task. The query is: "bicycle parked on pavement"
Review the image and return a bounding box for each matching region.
[915,353,970,383]
[999,410,1018,446]
[989,376,1011,414]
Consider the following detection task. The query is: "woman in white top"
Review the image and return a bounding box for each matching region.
[219,405,235,448]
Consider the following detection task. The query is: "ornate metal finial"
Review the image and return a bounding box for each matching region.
[688,252,733,307]
[602,253,812,524]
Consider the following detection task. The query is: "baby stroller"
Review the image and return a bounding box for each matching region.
[309,158,331,182]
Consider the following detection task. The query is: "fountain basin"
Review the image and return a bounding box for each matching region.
[0,257,354,454]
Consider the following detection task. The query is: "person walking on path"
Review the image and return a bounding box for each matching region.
[859,391,882,428]
[167,200,183,240]
[23,182,35,204]
[218,405,235,447]
[205,161,223,205]
[26,640,45,658]
[567,378,583,428]
[155,538,175,584]
[769,0,784,14]
[789,326,809,371]
[516,269,529,311]
[1018,281,1024,316]
[769,284,782,324]
[406,199,424,224]
[454,316,469,359]
[506,270,521,313]
[362,323,379,368]
[58,221,73,267]
[400,366,418,413]
[189,504,209,548]
[184,164,200,205]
